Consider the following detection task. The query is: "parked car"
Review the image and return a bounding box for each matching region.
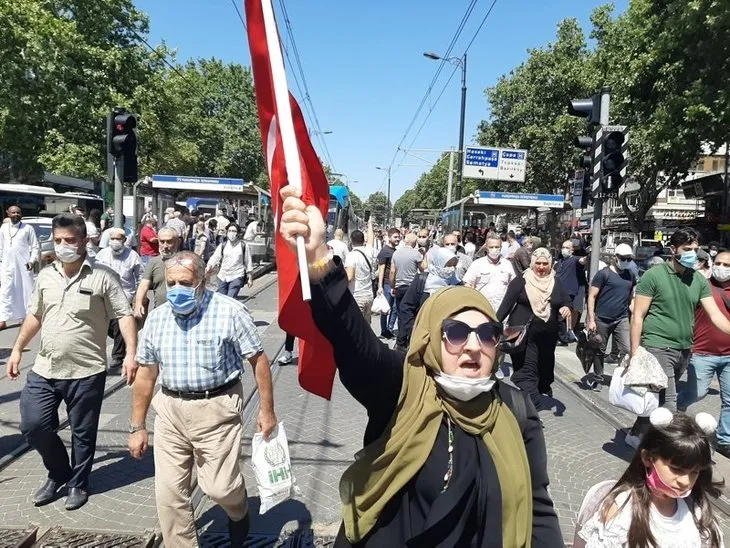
[23,217,55,272]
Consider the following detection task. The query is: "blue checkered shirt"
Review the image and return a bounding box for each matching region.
[137,290,263,391]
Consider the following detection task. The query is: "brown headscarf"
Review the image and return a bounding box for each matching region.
[523,247,555,322]
[340,286,533,545]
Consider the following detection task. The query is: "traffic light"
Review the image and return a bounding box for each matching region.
[573,136,594,209]
[107,109,138,182]
[601,129,626,192]
[567,95,601,126]
[568,97,601,205]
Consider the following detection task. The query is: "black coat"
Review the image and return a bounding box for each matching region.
[309,260,563,547]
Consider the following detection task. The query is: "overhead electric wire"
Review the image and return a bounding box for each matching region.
[276,0,338,171]
[229,0,247,31]
[382,0,479,176]
[463,0,499,53]
[387,0,501,186]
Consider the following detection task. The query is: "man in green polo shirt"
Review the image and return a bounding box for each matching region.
[625,227,730,448]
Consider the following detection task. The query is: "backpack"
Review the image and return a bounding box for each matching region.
[495,381,528,432]
[217,240,248,284]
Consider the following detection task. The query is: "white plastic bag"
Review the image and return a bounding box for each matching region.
[251,422,300,513]
[609,365,660,417]
[371,294,391,315]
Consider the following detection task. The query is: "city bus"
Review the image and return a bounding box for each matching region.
[0,184,103,219]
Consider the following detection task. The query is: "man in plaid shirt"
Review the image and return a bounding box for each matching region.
[127,251,277,547]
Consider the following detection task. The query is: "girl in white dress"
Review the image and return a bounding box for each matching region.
[574,408,724,548]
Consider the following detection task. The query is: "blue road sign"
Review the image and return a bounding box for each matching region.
[464,147,500,168]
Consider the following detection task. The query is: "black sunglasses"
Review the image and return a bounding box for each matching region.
[442,319,503,353]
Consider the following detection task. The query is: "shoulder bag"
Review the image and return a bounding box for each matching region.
[498,297,533,355]
[354,249,377,297]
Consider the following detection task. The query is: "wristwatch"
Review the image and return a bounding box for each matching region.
[129,423,146,434]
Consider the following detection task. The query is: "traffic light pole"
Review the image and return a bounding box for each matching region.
[113,156,124,229]
[589,86,611,280]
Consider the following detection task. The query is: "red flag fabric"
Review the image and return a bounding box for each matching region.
[245,0,336,399]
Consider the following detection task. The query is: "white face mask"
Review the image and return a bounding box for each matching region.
[710,250,718,257]
[417,237,428,246]
[488,248,501,260]
[227,231,238,242]
[54,243,81,263]
[433,372,496,401]
[109,240,124,252]
[561,248,572,258]
[713,265,730,283]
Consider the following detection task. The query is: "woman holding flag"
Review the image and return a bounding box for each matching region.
[279,185,562,547]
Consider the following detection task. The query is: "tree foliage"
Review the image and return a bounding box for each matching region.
[478,18,596,195]
[364,191,388,225]
[591,0,730,232]
[402,1,728,235]
[0,0,265,186]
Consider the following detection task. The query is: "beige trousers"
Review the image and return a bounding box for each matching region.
[152,383,248,547]
[354,295,373,319]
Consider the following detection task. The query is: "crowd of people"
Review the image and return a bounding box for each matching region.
[1,203,271,546]
[1,191,729,546]
[280,186,728,548]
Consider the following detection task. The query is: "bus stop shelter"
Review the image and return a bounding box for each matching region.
[441,190,565,233]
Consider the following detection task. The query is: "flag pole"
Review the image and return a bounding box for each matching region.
[260,0,312,301]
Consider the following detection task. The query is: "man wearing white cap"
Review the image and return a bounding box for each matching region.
[585,243,637,391]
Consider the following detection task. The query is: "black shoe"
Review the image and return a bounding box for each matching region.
[229,513,250,548]
[65,487,88,511]
[380,331,394,340]
[33,479,67,506]
[717,444,730,460]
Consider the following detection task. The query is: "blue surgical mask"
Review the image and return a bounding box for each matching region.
[167,284,201,315]
[676,250,697,269]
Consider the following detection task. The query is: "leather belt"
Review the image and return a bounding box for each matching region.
[161,377,240,400]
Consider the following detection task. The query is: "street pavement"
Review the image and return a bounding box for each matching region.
[0,270,280,547]
[2,274,730,546]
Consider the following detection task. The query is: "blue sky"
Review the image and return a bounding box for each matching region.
[136,0,628,202]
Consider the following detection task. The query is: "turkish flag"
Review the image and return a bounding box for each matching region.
[245,0,336,399]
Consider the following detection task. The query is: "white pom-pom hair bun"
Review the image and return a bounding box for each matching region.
[695,413,718,436]
[649,408,673,428]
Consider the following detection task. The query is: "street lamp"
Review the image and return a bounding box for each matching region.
[376,166,391,226]
[423,51,467,201]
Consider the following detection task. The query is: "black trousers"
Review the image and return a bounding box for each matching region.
[510,330,558,409]
[394,285,410,348]
[285,333,295,352]
[107,319,126,367]
[20,370,106,489]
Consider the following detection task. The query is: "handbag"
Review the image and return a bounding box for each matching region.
[609,364,660,416]
[498,318,533,354]
[372,293,391,315]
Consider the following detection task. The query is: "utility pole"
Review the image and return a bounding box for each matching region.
[446,148,455,207]
[455,53,467,202]
[386,167,391,226]
[375,165,392,226]
[113,156,124,229]
[589,87,611,279]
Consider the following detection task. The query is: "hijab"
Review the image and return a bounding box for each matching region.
[424,246,458,293]
[340,286,533,546]
[523,247,555,322]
